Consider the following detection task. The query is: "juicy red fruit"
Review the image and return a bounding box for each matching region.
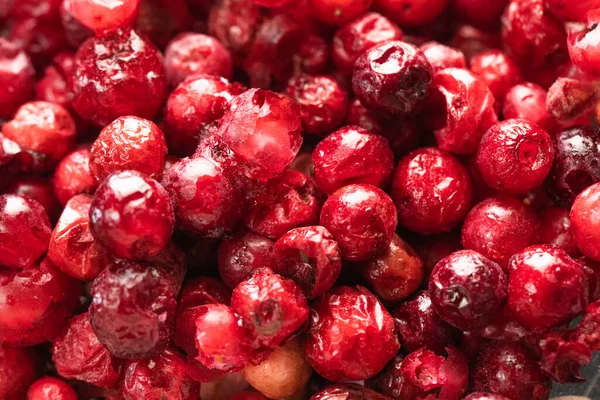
[571,182,600,261]
[65,0,141,33]
[0,38,35,120]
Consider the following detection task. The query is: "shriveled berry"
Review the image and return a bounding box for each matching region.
[332,12,403,74]
[284,75,348,136]
[320,184,397,261]
[537,208,579,256]
[393,291,461,352]
[502,83,555,133]
[52,313,123,388]
[306,286,399,382]
[218,232,275,290]
[27,377,77,400]
[309,0,372,26]
[231,268,309,348]
[571,183,600,261]
[429,250,508,331]
[472,342,551,400]
[476,119,554,194]
[90,116,167,183]
[420,41,467,73]
[194,303,253,372]
[0,345,39,399]
[64,0,140,33]
[5,175,59,221]
[89,171,174,260]
[353,41,433,116]
[355,233,423,303]
[0,259,82,346]
[312,126,394,195]
[273,226,341,299]
[164,75,244,156]
[53,148,98,206]
[2,101,75,170]
[425,68,497,154]
[549,125,600,205]
[470,50,522,106]
[461,196,539,268]
[546,77,598,123]
[245,170,321,240]
[0,194,51,269]
[49,194,109,280]
[72,28,167,127]
[164,33,232,87]
[121,348,200,400]
[391,148,472,234]
[89,258,177,359]
[374,0,449,27]
[0,38,35,120]
[215,89,302,181]
[508,245,588,332]
[162,156,242,238]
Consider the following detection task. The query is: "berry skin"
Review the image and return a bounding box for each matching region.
[309,0,372,26]
[571,182,600,261]
[0,38,35,120]
[64,0,141,33]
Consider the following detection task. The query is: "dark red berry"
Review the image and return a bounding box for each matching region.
[0,38,35,120]
[52,148,98,206]
[374,0,449,27]
[0,345,39,399]
[420,41,467,73]
[309,0,372,26]
[537,207,579,256]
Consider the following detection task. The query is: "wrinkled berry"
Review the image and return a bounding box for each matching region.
[420,41,467,73]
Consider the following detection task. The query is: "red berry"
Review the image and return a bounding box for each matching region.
[470,49,523,106]
[0,38,34,120]
[476,119,554,195]
[0,345,39,399]
[27,377,77,400]
[48,194,110,280]
[309,0,372,26]
[65,0,141,33]
[545,0,600,22]
[5,175,59,221]
[52,312,123,388]
[420,41,467,73]
[374,0,449,27]
[311,384,385,400]
[52,148,98,206]
[320,184,397,261]
[452,0,508,31]
[391,147,473,234]
[502,83,556,133]
[306,286,399,381]
[508,245,589,332]
[571,182,600,261]
[72,28,167,127]
[429,250,508,331]
[537,207,579,256]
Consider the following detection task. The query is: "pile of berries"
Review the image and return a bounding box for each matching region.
[2,0,600,399]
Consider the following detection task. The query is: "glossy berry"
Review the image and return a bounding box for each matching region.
[52,148,98,206]
[311,384,386,400]
[320,184,397,261]
[89,171,174,260]
[0,194,51,269]
[162,156,242,238]
[0,38,35,120]
[90,116,167,183]
[568,25,600,77]
[65,0,140,33]
[273,226,342,299]
[332,12,403,74]
[0,345,39,399]
[164,75,244,156]
[571,182,600,262]
[27,377,77,400]
[550,126,600,205]
[231,268,309,348]
[218,232,276,290]
[5,175,59,222]
[245,170,321,240]
[420,41,467,73]
[502,83,555,133]
[393,291,461,352]
[312,126,394,195]
[356,234,423,303]
[470,50,523,106]
[500,0,566,69]
[353,41,433,116]
[284,75,348,136]
[305,285,399,382]
[461,196,539,268]
[2,101,76,170]
[89,258,177,359]
[426,68,497,154]
[193,303,253,372]
[52,313,123,388]
[472,342,551,400]
[309,0,372,26]
[508,245,588,332]
[0,259,81,346]
[463,394,511,400]
[429,250,508,331]
[214,89,302,181]
[537,207,579,256]
[476,119,554,194]
[60,0,94,48]
[48,194,109,280]
[121,348,200,400]
[72,28,167,127]
[391,147,473,234]
[164,33,232,87]
[374,0,449,27]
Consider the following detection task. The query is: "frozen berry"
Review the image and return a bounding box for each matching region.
[0,38,35,120]
[571,183,600,261]
[64,0,141,33]
[27,377,77,400]
[52,148,98,206]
